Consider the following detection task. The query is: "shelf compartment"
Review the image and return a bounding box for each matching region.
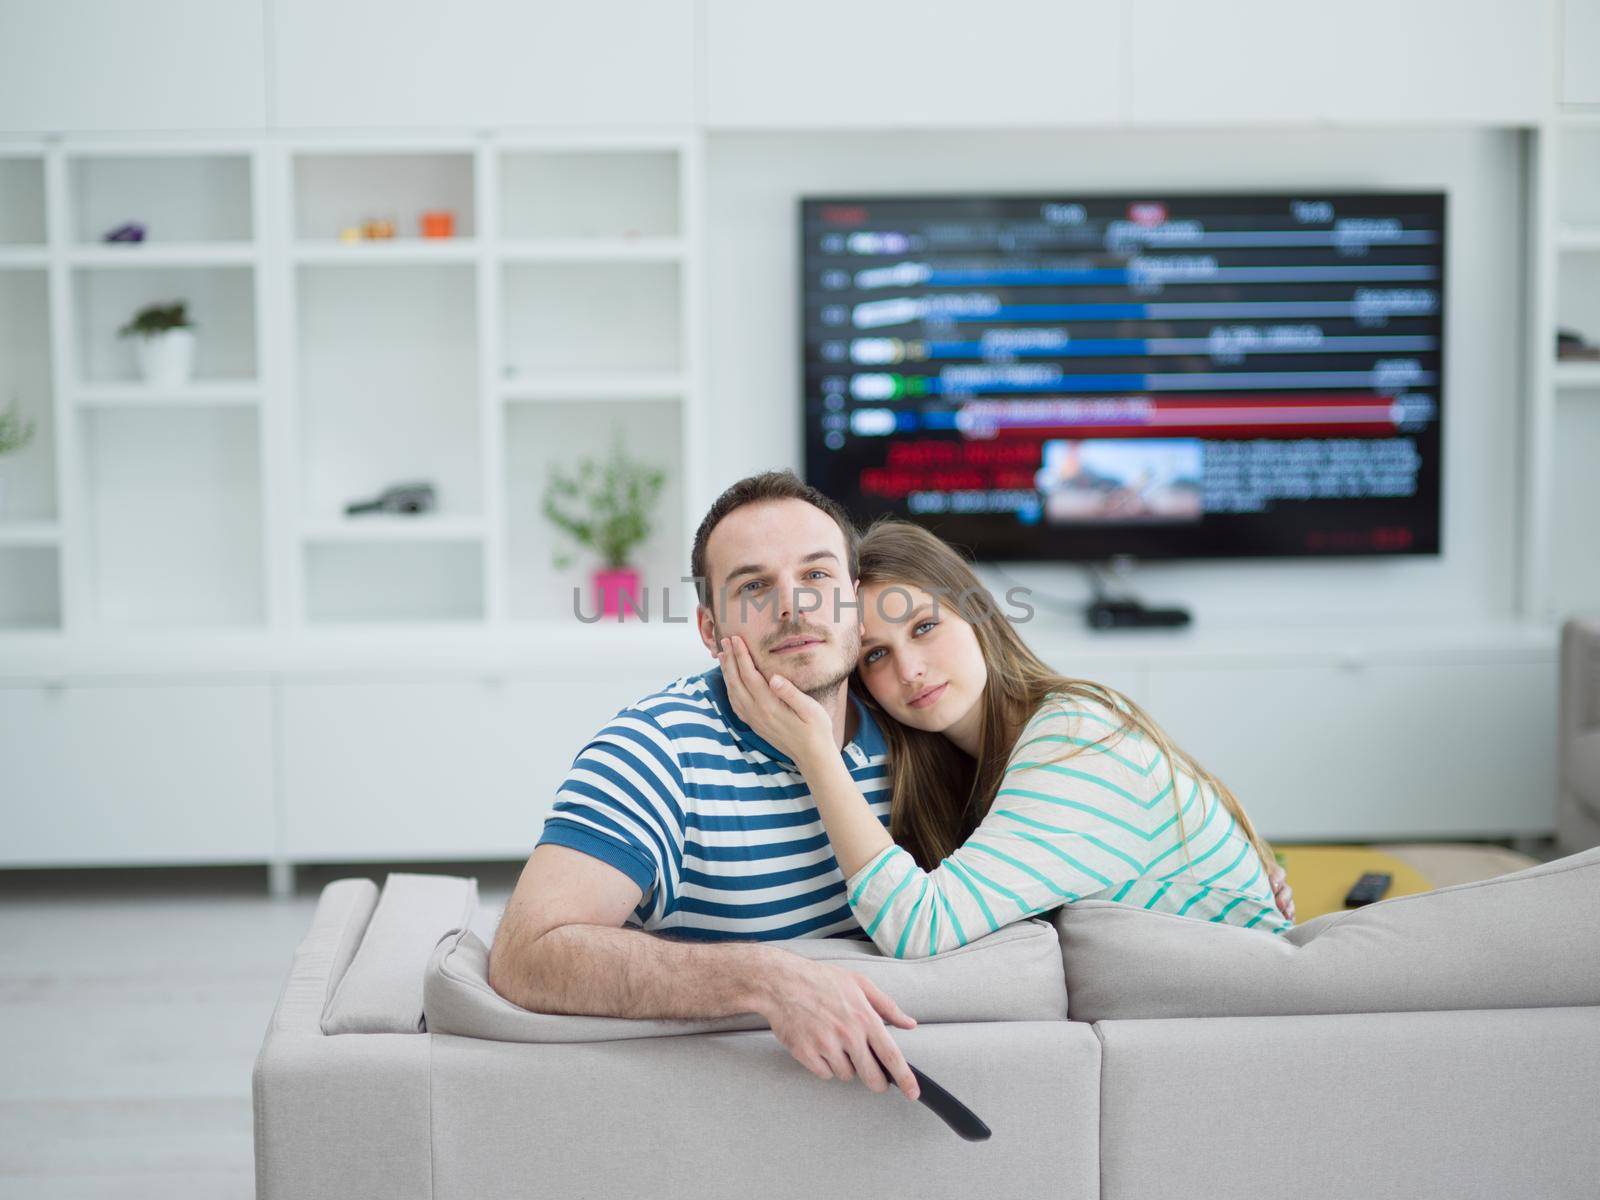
[72,265,257,385]
[1555,254,1600,367]
[0,546,60,629]
[501,260,681,376]
[293,152,476,242]
[295,263,482,524]
[503,399,683,622]
[499,148,679,240]
[69,152,253,246]
[0,268,57,522]
[0,155,46,246]
[1550,394,1600,613]
[1557,129,1600,228]
[80,406,264,628]
[303,539,484,624]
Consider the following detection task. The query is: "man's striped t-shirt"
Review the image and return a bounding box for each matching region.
[535,666,891,941]
[845,691,1293,959]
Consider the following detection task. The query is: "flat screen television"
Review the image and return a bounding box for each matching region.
[800,191,1445,562]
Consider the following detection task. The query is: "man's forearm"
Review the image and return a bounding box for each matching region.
[491,922,785,1021]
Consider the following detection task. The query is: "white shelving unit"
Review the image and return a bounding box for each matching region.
[493,134,697,623]
[49,142,270,633]
[0,131,703,637]
[1525,109,1600,622]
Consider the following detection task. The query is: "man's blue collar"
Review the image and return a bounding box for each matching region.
[703,665,885,767]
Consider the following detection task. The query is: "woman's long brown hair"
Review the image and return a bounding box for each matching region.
[851,518,1277,884]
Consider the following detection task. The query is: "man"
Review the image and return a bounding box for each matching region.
[489,470,924,1101]
[488,469,1295,1100]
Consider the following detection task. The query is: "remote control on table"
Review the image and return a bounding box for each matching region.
[1344,871,1392,907]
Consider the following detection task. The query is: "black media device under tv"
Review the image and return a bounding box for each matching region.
[800,191,1446,563]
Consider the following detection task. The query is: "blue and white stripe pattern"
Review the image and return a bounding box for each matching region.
[845,692,1292,959]
[536,666,891,941]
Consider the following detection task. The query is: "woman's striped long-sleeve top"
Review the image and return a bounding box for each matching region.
[843,691,1291,959]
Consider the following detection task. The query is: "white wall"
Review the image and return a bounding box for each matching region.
[0,0,1561,135]
[705,0,1555,127]
[705,126,1526,629]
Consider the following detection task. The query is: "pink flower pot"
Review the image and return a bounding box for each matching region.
[593,566,642,620]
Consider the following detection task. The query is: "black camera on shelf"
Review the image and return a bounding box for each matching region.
[344,482,436,516]
[1557,328,1600,362]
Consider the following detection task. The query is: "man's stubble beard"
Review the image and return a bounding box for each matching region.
[713,617,861,706]
[800,625,860,707]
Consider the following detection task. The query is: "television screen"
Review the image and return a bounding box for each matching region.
[800,192,1445,561]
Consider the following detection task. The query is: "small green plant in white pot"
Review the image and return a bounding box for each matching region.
[0,395,37,518]
[542,432,666,620]
[118,301,197,388]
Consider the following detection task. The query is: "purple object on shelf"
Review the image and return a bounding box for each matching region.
[103,222,147,243]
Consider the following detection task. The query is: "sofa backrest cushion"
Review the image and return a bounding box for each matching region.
[1054,846,1600,1021]
[424,917,1068,1043]
[321,872,479,1035]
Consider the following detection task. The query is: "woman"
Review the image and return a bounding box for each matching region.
[716,517,1294,959]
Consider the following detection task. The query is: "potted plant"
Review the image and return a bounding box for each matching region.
[118,301,197,387]
[0,395,37,518]
[541,432,666,620]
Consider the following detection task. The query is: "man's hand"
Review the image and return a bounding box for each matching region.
[754,951,921,1102]
[1268,864,1296,922]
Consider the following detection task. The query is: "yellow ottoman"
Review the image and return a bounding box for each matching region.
[1270,843,1541,922]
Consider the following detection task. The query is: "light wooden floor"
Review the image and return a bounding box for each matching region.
[0,860,522,1200]
[0,841,1558,1197]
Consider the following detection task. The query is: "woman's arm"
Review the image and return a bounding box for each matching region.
[791,749,896,880]
[845,698,1224,958]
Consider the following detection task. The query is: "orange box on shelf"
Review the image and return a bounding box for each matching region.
[420,210,456,238]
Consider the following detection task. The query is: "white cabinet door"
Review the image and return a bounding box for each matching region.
[0,682,274,865]
[0,0,266,133]
[1143,657,1558,839]
[705,0,1122,128]
[280,675,656,860]
[1123,0,1554,124]
[271,0,696,129]
[1563,0,1600,105]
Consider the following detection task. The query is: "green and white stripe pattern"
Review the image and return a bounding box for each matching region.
[845,692,1292,958]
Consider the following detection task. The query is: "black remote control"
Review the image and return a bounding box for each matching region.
[1344,871,1392,907]
[868,1046,992,1141]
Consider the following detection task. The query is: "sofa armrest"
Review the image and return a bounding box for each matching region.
[253,877,438,1200]
[263,877,378,1037]
[321,872,478,1035]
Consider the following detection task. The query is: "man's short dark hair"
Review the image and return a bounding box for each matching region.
[690,470,859,607]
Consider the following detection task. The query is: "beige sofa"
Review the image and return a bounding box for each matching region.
[254,848,1600,1200]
